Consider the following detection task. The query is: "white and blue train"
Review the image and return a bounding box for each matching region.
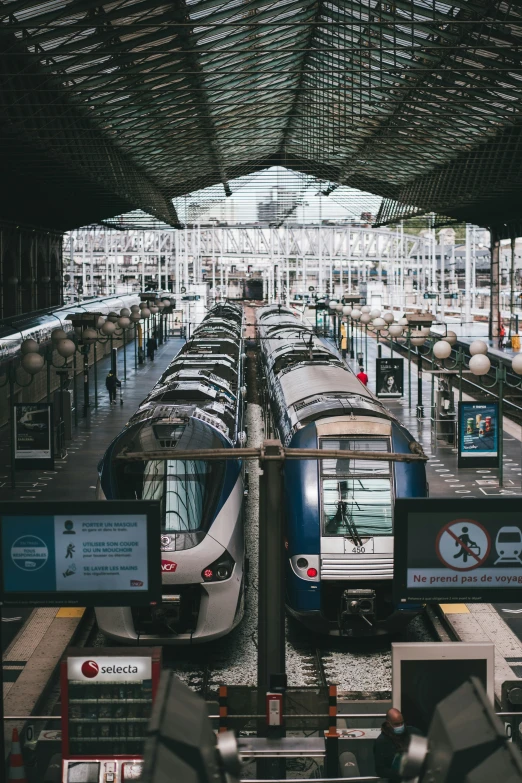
[96,303,246,644]
[258,305,428,637]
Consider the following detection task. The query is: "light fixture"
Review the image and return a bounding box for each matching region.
[443,330,458,346]
[21,339,39,355]
[469,354,491,375]
[21,353,45,374]
[469,340,488,356]
[433,341,452,359]
[56,339,76,358]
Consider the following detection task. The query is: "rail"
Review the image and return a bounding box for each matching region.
[10,711,522,720]
[115,447,427,462]
[243,778,381,782]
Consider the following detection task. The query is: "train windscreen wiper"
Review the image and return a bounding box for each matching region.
[342,503,363,548]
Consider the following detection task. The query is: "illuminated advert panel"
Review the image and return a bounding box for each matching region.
[394,497,522,604]
[458,401,499,469]
[0,501,161,607]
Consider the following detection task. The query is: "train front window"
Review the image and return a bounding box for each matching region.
[321,438,392,537]
[117,459,225,533]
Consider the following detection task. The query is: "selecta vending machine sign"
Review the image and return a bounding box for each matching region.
[67,657,152,682]
[61,647,162,781]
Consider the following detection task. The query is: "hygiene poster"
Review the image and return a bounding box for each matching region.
[14,403,53,468]
[376,358,404,398]
[394,498,522,603]
[458,401,499,468]
[0,501,161,607]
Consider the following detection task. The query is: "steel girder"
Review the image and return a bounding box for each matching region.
[2,0,522,230]
[0,31,180,230]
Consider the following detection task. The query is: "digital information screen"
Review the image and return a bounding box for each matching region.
[458,401,499,468]
[394,497,522,603]
[0,501,161,607]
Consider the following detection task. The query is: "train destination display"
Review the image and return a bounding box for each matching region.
[394,498,522,603]
[0,501,161,607]
[458,401,499,468]
[376,358,404,398]
[14,403,53,469]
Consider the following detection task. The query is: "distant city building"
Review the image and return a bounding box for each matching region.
[257,187,299,224]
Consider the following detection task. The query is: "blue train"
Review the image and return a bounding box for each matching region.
[258,305,428,637]
[96,303,246,644]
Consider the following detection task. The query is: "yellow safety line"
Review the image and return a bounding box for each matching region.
[439,603,470,614]
[56,607,85,618]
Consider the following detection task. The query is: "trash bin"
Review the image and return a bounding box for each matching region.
[512,334,520,351]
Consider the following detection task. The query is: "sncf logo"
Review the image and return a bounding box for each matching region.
[161,560,177,573]
[81,660,99,679]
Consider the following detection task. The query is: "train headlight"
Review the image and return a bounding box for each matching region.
[296,557,308,569]
[201,550,235,582]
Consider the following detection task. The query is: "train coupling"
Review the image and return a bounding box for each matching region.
[340,588,376,630]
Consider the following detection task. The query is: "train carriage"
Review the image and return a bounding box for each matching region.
[258,305,428,636]
[96,303,246,644]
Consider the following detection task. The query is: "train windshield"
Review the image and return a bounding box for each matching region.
[498,532,521,543]
[116,459,225,533]
[320,438,392,537]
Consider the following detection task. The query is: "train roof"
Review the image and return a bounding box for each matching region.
[131,302,244,443]
[280,364,373,407]
[0,294,140,363]
[257,305,396,441]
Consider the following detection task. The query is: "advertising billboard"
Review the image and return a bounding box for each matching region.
[0,501,161,607]
[394,497,522,603]
[376,358,404,398]
[458,401,499,468]
[14,403,53,469]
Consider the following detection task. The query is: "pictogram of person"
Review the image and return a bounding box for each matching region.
[454,526,479,563]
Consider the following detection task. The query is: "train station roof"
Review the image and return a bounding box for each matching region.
[1,0,522,234]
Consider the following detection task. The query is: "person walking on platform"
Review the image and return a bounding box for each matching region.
[146,334,158,361]
[341,323,348,359]
[374,708,421,782]
[105,371,121,405]
[356,367,368,386]
[498,322,506,350]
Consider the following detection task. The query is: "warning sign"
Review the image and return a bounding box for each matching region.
[393,498,522,604]
[436,519,491,572]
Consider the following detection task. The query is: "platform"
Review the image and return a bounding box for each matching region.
[0,337,183,758]
[350,334,522,701]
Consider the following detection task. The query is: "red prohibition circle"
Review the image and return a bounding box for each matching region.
[435,517,491,572]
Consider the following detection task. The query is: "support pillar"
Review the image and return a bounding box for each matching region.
[465,224,472,331]
[490,229,500,341]
[257,440,286,780]
[509,235,516,339]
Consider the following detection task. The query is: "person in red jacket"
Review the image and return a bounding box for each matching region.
[498,322,506,349]
[356,367,369,386]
